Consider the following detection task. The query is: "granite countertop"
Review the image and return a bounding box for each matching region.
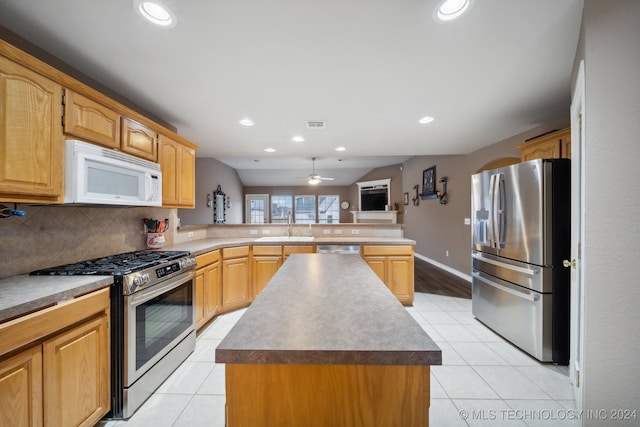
[216,253,441,366]
[167,236,415,257]
[0,275,113,324]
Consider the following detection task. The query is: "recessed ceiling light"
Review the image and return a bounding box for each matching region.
[239,118,255,127]
[419,116,435,124]
[134,0,176,28]
[434,0,473,22]
[335,146,346,152]
[264,148,276,153]
[292,135,305,143]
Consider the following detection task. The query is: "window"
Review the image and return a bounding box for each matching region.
[318,195,340,224]
[294,195,316,224]
[271,195,293,224]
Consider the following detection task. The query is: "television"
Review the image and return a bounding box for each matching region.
[361,189,387,211]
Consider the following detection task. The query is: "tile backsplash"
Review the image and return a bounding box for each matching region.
[0,205,174,279]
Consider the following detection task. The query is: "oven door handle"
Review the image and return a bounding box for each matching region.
[128,270,195,307]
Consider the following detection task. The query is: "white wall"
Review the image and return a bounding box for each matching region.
[581,1,640,423]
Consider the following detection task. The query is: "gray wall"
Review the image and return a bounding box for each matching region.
[401,116,569,276]
[178,157,244,225]
[578,1,640,423]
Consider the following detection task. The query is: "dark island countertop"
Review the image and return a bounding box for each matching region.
[216,253,441,366]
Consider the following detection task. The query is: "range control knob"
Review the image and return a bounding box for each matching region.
[141,273,151,283]
[132,276,143,287]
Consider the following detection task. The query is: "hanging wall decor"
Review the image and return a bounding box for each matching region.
[213,185,226,223]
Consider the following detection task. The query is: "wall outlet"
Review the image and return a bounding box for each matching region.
[249,229,258,235]
[262,229,270,234]
[464,217,471,225]
[187,232,194,238]
[351,229,360,235]
[334,229,343,235]
[323,229,331,234]
[446,250,449,257]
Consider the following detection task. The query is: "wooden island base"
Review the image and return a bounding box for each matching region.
[225,363,430,427]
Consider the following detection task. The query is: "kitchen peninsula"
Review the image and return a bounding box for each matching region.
[216,253,441,427]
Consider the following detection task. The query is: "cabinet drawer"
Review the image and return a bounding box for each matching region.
[362,245,413,256]
[283,245,315,256]
[196,250,220,267]
[223,246,250,259]
[252,246,283,256]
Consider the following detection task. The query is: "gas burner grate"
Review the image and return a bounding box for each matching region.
[30,250,191,276]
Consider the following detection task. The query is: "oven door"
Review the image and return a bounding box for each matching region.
[124,270,195,386]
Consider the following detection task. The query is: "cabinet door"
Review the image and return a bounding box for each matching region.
[158,134,179,206]
[43,313,109,427]
[63,90,120,149]
[363,256,387,284]
[387,256,414,305]
[195,269,206,328]
[252,256,282,298]
[121,117,157,162]
[204,261,222,319]
[0,56,63,203]
[0,345,43,427]
[222,257,251,312]
[179,144,196,207]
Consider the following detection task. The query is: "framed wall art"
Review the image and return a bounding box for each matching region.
[422,166,436,196]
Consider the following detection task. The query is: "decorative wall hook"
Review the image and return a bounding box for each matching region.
[436,177,448,204]
[411,185,420,206]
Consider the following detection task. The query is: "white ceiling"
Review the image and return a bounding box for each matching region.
[0,0,583,186]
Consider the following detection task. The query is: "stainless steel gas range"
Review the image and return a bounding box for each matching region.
[31,250,197,419]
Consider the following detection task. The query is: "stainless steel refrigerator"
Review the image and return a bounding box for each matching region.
[471,158,570,364]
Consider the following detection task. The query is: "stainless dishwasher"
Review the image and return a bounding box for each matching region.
[316,244,360,254]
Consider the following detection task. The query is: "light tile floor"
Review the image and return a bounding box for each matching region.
[99,292,579,426]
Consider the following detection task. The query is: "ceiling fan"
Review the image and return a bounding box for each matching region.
[306,157,334,185]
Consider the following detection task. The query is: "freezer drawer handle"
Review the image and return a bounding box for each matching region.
[473,272,537,302]
[472,253,539,276]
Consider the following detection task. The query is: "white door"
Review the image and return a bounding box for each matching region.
[245,194,269,224]
[568,60,586,411]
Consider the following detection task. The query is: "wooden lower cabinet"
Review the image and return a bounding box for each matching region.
[0,288,110,427]
[221,246,251,313]
[43,314,109,427]
[252,246,283,298]
[0,345,43,427]
[195,250,222,330]
[362,245,415,306]
[225,363,430,427]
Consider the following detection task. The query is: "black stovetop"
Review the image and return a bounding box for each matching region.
[30,250,190,276]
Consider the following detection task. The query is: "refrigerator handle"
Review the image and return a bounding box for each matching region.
[488,174,498,248]
[472,253,540,276]
[491,173,507,249]
[472,271,537,302]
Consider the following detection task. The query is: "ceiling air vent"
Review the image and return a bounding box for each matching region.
[306,120,326,129]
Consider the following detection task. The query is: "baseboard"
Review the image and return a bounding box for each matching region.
[414,253,472,284]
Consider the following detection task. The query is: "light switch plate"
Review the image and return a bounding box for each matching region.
[464,218,471,225]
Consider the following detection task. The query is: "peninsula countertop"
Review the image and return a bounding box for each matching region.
[216,253,441,366]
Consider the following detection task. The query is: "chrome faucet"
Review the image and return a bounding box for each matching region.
[287,211,293,236]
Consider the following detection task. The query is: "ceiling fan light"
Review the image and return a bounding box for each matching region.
[308,178,321,185]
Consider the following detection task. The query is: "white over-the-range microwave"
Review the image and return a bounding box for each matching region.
[64,140,162,206]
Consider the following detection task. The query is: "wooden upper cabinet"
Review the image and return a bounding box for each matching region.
[518,128,571,162]
[158,134,196,208]
[0,55,64,203]
[121,117,157,162]
[63,89,120,149]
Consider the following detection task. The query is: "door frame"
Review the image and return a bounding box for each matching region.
[245,194,269,224]
[569,60,586,410]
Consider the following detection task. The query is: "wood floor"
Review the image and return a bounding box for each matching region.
[414,257,471,299]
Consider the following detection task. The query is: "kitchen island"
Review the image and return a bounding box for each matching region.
[216,253,441,426]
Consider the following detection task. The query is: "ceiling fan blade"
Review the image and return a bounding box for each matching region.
[318,177,335,181]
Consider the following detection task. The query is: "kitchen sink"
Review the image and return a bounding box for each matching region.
[254,236,315,242]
